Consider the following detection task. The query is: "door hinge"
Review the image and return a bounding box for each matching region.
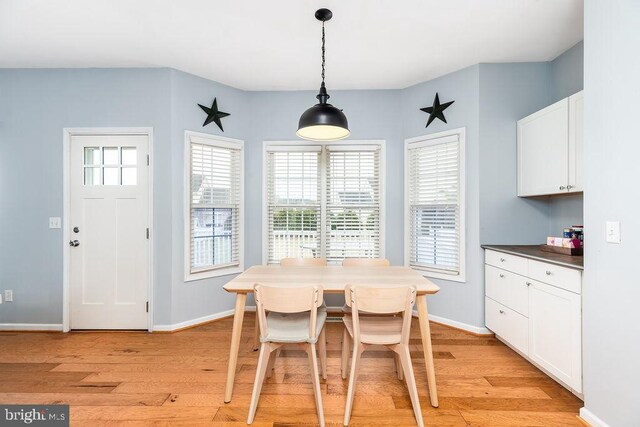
[146,228,150,239]
[146,154,150,166]
[146,301,149,313]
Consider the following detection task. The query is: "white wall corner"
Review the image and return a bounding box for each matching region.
[579,408,610,427]
[0,324,63,331]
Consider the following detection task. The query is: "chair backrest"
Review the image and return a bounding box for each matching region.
[254,283,324,340]
[342,258,390,267]
[346,285,416,344]
[280,257,327,267]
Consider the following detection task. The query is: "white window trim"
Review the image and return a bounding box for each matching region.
[404,128,466,283]
[262,140,386,265]
[184,130,244,282]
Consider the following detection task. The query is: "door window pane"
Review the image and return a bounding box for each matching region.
[103,167,119,185]
[103,147,119,165]
[122,167,137,185]
[121,147,137,165]
[84,147,101,165]
[84,167,101,185]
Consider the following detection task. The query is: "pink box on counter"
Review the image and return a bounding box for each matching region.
[547,237,581,248]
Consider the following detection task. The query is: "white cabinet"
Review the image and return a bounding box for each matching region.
[517,90,583,197]
[484,249,582,394]
[529,280,582,392]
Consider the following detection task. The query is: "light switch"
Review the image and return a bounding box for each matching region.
[49,217,61,229]
[606,221,621,244]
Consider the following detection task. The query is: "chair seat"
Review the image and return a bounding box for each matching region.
[262,310,327,344]
[343,315,403,345]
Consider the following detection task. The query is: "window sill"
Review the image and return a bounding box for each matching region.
[185,265,243,282]
[410,266,466,283]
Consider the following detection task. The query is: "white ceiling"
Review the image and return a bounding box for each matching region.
[0,0,583,91]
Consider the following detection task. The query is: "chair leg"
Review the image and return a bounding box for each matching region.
[266,349,277,379]
[307,343,326,427]
[247,343,272,424]
[253,311,260,351]
[343,343,362,426]
[318,327,328,380]
[398,345,424,427]
[341,328,351,380]
[394,353,404,381]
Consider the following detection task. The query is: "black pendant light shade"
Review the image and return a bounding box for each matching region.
[297,9,350,141]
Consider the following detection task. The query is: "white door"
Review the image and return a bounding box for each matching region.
[69,134,149,329]
[528,280,582,392]
[568,91,584,193]
[517,98,569,196]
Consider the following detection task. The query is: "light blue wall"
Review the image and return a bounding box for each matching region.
[401,65,484,328]
[548,41,584,236]
[478,63,551,246]
[0,68,174,325]
[583,1,640,425]
[168,69,249,325]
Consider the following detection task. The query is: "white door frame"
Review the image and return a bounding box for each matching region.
[62,127,154,332]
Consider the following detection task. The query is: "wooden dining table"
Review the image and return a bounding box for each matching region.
[222,265,441,407]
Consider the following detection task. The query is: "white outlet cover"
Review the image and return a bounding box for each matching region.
[49,217,61,229]
[606,221,621,244]
[4,290,13,302]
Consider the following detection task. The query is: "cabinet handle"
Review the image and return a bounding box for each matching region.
[545,270,552,275]
[559,185,566,190]
[499,310,505,314]
[526,282,531,286]
[499,274,505,278]
[500,258,506,262]
[567,184,573,190]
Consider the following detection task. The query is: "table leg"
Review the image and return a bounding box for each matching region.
[224,293,247,403]
[416,294,438,407]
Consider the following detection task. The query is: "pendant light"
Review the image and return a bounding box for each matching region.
[297,8,350,141]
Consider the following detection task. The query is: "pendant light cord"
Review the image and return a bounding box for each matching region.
[321,21,326,85]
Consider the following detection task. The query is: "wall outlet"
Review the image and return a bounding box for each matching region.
[0,293,3,304]
[49,217,62,229]
[606,221,621,244]
[4,290,13,302]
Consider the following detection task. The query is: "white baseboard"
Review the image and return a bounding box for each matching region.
[410,310,492,335]
[579,408,610,427]
[0,323,63,331]
[153,309,235,332]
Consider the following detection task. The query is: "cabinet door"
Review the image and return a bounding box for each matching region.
[528,280,582,392]
[568,91,584,192]
[517,98,569,196]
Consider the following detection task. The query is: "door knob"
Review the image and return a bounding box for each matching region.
[69,240,80,247]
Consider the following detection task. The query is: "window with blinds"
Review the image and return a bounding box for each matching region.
[406,131,465,280]
[265,143,383,264]
[326,146,381,262]
[186,132,243,279]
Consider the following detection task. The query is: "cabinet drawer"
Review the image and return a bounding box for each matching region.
[529,260,581,294]
[485,297,528,355]
[485,250,528,276]
[485,265,529,317]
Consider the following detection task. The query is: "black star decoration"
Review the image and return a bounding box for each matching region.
[420,93,455,128]
[198,98,230,131]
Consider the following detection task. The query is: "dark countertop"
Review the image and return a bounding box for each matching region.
[481,245,584,270]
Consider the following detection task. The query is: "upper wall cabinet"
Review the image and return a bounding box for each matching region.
[517,91,584,197]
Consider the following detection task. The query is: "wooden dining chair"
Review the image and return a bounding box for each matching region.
[340,258,402,380]
[342,258,390,267]
[252,257,329,351]
[248,283,327,426]
[341,285,423,427]
[280,257,328,267]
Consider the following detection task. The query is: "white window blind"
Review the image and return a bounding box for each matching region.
[407,134,463,276]
[189,139,242,274]
[265,143,383,264]
[266,147,321,263]
[326,146,381,262]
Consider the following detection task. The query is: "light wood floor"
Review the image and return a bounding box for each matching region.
[0,315,583,426]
